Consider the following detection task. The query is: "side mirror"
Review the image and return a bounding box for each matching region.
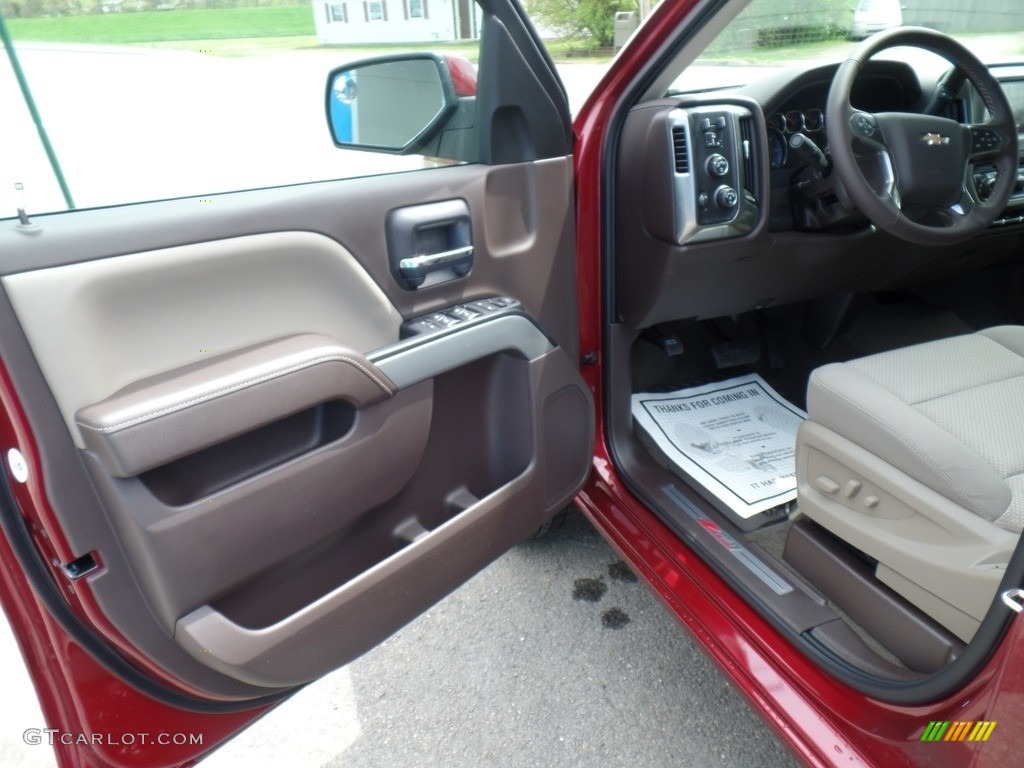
[325,53,476,157]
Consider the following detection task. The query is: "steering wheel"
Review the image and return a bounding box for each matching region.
[826,27,1019,246]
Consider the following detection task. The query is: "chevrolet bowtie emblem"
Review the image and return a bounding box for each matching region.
[921,132,950,146]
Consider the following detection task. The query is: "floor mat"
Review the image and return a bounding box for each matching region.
[841,299,973,356]
[632,374,805,520]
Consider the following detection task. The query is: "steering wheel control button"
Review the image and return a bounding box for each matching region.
[851,112,879,139]
[971,128,1001,153]
[715,185,739,209]
[706,154,730,177]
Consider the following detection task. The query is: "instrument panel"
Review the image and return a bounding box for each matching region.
[765,109,826,168]
[763,72,913,169]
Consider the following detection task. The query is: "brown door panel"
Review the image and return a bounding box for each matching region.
[174,347,592,688]
[0,159,591,698]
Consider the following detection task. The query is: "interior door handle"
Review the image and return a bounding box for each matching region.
[399,245,474,284]
[387,199,473,289]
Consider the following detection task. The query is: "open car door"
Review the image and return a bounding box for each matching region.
[0,2,593,764]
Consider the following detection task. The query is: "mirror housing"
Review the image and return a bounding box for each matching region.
[325,53,477,160]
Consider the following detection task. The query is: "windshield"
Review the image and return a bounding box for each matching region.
[672,0,1024,93]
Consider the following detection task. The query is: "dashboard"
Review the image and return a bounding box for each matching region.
[971,63,1024,224]
[764,73,917,170]
[613,57,1024,328]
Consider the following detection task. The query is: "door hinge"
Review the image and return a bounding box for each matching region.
[1001,588,1024,614]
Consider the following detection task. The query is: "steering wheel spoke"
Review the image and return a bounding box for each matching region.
[968,123,1009,162]
[826,27,1018,245]
[849,111,887,152]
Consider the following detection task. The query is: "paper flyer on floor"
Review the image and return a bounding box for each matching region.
[632,374,807,518]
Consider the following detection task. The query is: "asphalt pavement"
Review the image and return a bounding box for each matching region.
[3,511,797,767]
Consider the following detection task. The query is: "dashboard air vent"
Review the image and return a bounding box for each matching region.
[672,125,690,174]
[739,116,757,203]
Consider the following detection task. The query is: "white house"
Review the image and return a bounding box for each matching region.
[313,0,481,44]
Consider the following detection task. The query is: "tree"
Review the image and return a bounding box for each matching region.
[529,0,638,48]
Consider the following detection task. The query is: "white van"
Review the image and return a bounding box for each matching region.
[850,0,903,40]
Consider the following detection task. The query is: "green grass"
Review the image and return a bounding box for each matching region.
[6,7,315,45]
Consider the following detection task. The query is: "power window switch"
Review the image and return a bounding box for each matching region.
[401,318,440,337]
[446,305,481,322]
[428,313,462,329]
[469,299,500,312]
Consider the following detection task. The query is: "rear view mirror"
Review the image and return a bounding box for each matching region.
[326,54,472,155]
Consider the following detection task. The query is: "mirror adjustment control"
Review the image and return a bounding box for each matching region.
[401,297,523,338]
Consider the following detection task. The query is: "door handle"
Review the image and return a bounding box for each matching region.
[387,199,473,289]
[399,245,474,285]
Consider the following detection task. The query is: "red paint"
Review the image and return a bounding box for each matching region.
[444,54,477,97]
[0,363,273,767]
[0,363,213,696]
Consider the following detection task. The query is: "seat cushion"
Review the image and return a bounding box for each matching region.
[807,326,1024,533]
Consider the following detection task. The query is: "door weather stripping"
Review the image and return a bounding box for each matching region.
[1001,588,1024,613]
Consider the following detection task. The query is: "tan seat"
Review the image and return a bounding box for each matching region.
[795,326,1024,642]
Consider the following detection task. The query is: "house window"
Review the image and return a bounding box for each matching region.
[406,0,426,18]
[328,3,347,22]
[365,0,386,21]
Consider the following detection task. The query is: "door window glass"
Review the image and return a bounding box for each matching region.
[0,2,482,215]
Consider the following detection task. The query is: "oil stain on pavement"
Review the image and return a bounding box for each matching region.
[572,561,640,629]
[608,560,639,583]
[572,577,607,602]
